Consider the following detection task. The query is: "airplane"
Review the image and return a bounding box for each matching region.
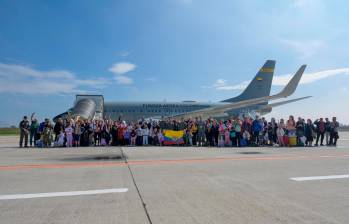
[53,60,311,122]
[169,64,309,120]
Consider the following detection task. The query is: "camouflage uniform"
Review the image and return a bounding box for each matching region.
[197,120,206,146]
[42,126,53,147]
[19,118,30,147]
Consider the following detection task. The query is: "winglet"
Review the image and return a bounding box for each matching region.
[276,65,306,98]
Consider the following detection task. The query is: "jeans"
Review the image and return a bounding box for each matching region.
[30,131,36,146]
[316,132,324,145]
[143,136,148,145]
[325,131,330,145]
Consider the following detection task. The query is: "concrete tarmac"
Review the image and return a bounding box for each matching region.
[0,133,348,224]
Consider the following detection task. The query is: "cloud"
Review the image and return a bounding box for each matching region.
[278,38,326,59]
[291,0,326,12]
[206,67,349,91]
[145,77,157,82]
[114,75,133,85]
[0,63,109,94]
[202,78,249,91]
[213,79,227,87]
[118,51,132,57]
[108,62,137,85]
[109,62,136,75]
[272,67,349,86]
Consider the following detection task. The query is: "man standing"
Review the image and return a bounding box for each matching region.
[197,117,206,147]
[325,118,331,145]
[53,118,63,142]
[252,116,262,146]
[191,118,198,146]
[29,113,39,147]
[19,116,30,148]
[314,118,325,146]
[296,117,305,145]
[329,117,339,146]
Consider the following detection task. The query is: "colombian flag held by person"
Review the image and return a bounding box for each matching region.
[163,130,185,145]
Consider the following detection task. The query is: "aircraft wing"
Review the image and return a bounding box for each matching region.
[262,96,312,109]
[168,65,307,120]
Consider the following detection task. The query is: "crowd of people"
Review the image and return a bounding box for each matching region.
[18,113,340,148]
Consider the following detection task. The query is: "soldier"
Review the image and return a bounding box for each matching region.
[42,121,53,148]
[29,113,39,147]
[329,117,339,146]
[197,117,206,146]
[19,116,30,148]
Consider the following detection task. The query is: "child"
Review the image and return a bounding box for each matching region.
[263,132,269,146]
[218,121,225,147]
[158,131,164,146]
[124,127,131,146]
[153,128,160,146]
[224,128,231,146]
[186,129,193,146]
[73,122,81,147]
[130,129,136,146]
[242,130,251,147]
[56,130,65,147]
[142,125,149,146]
[276,125,285,147]
[100,127,108,146]
[65,123,73,147]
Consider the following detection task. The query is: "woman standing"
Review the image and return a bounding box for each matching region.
[304,119,315,147]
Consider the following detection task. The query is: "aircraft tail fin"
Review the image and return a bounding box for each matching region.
[221,60,275,103]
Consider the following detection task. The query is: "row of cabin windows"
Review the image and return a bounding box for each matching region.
[105,109,192,113]
[142,104,203,108]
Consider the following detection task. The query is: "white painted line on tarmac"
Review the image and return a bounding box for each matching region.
[0,188,128,200]
[290,175,349,181]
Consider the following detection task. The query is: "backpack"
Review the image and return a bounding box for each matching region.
[240,138,247,147]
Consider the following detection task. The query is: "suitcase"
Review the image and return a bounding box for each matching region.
[240,138,247,147]
[289,136,297,146]
[283,136,289,146]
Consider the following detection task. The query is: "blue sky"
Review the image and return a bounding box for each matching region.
[1,0,349,125]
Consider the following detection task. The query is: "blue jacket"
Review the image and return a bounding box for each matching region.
[252,120,262,132]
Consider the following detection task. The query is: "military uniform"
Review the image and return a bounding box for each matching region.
[19,119,30,147]
[42,126,53,147]
[197,120,206,146]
